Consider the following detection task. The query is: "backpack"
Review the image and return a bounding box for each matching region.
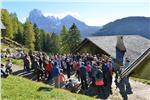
[96,69,103,80]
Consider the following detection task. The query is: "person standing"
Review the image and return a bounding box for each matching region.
[43,55,48,78]
[29,53,34,70]
[124,57,133,94]
[95,67,105,98]
[23,54,30,72]
[33,57,43,81]
[52,62,60,88]
[115,36,128,100]
[116,36,126,65]
[91,62,97,87]
[79,62,88,90]
[106,58,113,94]
[86,61,91,83]
[66,58,71,78]
[75,61,80,81]
[46,60,53,81]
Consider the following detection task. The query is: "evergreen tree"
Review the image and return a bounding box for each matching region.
[40,30,47,52]
[45,33,52,52]
[1,9,13,39]
[33,24,41,51]
[68,23,81,52]
[50,33,60,54]
[23,20,35,50]
[10,13,19,38]
[15,22,24,44]
[60,25,69,53]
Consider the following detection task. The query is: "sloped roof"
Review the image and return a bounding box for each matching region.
[121,47,150,78]
[80,35,150,62]
[0,21,6,29]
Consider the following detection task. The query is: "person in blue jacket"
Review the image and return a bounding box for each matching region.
[52,61,60,88]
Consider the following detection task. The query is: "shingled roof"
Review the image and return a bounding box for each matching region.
[75,35,150,62]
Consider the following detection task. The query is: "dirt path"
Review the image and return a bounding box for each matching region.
[108,78,150,100]
[9,66,150,100]
[128,79,150,100]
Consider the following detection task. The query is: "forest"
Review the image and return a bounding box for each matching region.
[1,9,81,54]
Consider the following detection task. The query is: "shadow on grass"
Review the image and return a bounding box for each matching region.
[12,69,24,75]
[37,86,53,92]
[77,84,110,99]
[12,69,36,81]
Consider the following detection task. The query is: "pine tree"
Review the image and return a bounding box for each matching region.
[1,9,13,39]
[68,23,81,52]
[15,22,24,44]
[41,30,47,52]
[23,20,35,50]
[33,24,41,51]
[60,25,69,53]
[10,13,19,38]
[45,33,52,52]
[50,33,60,54]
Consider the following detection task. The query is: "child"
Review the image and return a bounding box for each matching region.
[60,69,65,87]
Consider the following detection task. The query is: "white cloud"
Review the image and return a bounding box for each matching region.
[83,18,113,26]
[43,11,80,19]
[20,17,27,23]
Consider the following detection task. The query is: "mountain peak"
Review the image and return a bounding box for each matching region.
[29,9,43,17]
[28,9,99,37]
[65,15,74,18]
[62,15,76,20]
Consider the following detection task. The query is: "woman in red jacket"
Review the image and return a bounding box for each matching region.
[46,60,53,81]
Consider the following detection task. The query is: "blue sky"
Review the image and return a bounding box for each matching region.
[1,0,149,26]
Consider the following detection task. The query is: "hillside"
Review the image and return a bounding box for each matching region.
[93,17,150,39]
[131,53,150,80]
[1,76,96,100]
[28,9,99,37]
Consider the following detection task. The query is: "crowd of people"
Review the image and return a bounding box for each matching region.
[0,51,132,99]
[1,36,133,100]
[22,52,132,99]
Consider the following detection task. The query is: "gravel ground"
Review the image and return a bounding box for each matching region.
[103,77,150,100]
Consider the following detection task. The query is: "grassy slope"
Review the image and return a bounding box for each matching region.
[131,77,150,85]
[1,76,96,100]
[130,55,150,84]
[131,55,150,80]
[1,58,23,66]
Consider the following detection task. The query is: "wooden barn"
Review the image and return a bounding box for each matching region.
[74,35,150,80]
[73,35,150,63]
